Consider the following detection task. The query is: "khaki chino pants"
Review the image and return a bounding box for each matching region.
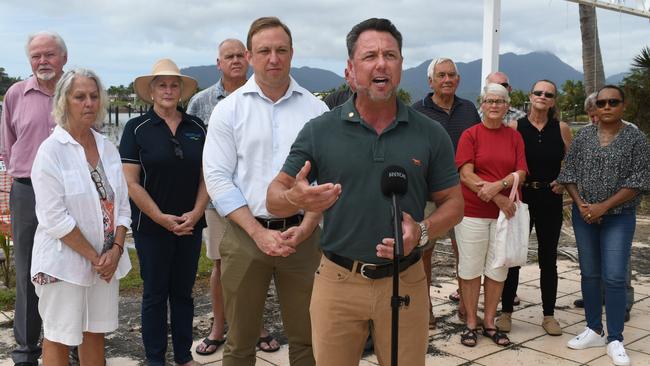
[310,255,429,366]
[220,221,321,366]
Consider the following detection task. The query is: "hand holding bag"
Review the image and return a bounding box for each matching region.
[491,172,529,269]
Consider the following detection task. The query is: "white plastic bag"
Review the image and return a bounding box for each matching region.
[491,172,529,269]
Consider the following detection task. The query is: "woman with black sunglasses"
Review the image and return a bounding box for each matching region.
[119,59,208,366]
[496,79,572,336]
[558,85,649,366]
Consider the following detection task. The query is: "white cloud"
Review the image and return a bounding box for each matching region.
[1,0,648,86]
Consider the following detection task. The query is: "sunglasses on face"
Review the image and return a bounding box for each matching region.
[595,98,623,108]
[499,82,510,89]
[90,169,107,200]
[532,90,555,98]
[170,137,184,160]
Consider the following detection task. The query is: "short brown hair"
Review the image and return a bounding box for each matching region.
[246,16,292,51]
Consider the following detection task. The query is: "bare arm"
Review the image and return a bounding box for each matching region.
[122,163,184,232]
[280,211,322,248]
[375,184,464,260]
[173,170,211,235]
[59,227,101,266]
[459,163,517,218]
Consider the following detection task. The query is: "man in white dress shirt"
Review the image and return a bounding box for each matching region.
[202,17,328,366]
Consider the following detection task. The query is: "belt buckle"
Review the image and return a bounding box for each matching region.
[530,181,541,189]
[359,263,377,279]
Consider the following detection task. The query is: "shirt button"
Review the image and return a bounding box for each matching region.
[348,112,354,118]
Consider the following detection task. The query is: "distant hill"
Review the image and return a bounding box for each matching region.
[183,52,627,104]
[181,65,343,91]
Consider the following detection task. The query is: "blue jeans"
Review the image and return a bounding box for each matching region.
[572,205,635,343]
[134,230,202,365]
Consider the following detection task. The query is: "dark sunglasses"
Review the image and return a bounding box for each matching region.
[90,169,107,200]
[532,90,555,98]
[499,82,510,89]
[170,137,184,160]
[595,98,623,108]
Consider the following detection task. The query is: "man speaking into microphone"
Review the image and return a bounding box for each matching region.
[266,18,463,365]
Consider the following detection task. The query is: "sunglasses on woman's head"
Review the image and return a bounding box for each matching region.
[532,90,555,98]
[595,98,622,109]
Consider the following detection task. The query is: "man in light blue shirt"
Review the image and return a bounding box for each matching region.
[202,17,328,366]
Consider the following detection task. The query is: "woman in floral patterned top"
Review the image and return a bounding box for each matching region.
[558,85,649,366]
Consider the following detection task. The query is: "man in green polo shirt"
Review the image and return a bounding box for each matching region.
[266,18,463,365]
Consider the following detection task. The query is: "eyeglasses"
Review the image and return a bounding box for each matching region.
[532,90,555,98]
[483,99,507,106]
[90,169,107,200]
[595,98,623,108]
[499,82,510,89]
[170,137,184,160]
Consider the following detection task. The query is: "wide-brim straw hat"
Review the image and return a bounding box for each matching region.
[133,58,197,104]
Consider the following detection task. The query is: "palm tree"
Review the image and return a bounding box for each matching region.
[632,46,650,69]
[579,4,606,95]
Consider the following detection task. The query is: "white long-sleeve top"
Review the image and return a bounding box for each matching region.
[203,76,328,218]
[31,125,132,286]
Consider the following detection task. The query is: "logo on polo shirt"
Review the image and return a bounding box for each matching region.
[184,132,202,141]
[411,158,422,166]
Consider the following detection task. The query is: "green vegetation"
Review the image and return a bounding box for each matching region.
[0,287,15,311]
[622,46,650,136]
[1,67,22,96]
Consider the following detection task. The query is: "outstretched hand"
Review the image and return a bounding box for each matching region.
[285,161,342,212]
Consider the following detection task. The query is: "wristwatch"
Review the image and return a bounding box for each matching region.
[417,221,429,247]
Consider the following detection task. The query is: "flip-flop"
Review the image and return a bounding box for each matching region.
[195,337,226,355]
[257,335,280,353]
[448,289,461,302]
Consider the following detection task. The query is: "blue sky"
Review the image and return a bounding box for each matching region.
[1,0,648,87]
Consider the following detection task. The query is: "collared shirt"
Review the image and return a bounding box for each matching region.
[478,106,527,126]
[411,93,480,151]
[31,126,132,286]
[1,76,57,178]
[282,97,459,263]
[187,78,228,124]
[557,124,650,215]
[203,76,329,218]
[119,107,207,234]
[187,79,229,210]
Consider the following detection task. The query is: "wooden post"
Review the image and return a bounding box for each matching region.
[115,105,119,126]
[108,105,112,124]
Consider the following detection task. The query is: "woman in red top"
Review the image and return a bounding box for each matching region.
[454,83,527,347]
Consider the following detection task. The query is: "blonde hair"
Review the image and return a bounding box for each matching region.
[52,68,108,130]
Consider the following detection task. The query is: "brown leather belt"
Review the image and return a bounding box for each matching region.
[323,250,422,280]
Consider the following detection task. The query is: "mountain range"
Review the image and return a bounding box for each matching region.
[181,51,627,104]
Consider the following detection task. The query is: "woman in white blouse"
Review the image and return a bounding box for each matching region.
[30,68,131,365]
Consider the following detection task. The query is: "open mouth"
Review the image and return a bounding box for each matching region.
[372,77,389,86]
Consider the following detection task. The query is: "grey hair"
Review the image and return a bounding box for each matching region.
[480,83,510,103]
[427,58,458,79]
[584,92,598,112]
[52,68,108,130]
[25,31,67,57]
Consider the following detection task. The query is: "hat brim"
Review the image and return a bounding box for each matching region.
[134,74,198,104]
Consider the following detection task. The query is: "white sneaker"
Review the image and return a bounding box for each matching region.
[567,327,606,349]
[607,340,631,366]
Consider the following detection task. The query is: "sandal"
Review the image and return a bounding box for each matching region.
[482,328,510,347]
[458,310,483,327]
[460,327,478,347]
[195,337,226,355]
[448,289,461,302]
[257,335,280,353]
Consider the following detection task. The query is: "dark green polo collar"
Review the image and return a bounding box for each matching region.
[339,94,410,133]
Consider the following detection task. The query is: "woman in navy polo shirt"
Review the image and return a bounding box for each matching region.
[119,59,208,366]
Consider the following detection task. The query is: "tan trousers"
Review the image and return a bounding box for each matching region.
[220,221,321,366]
[310,255,429,366]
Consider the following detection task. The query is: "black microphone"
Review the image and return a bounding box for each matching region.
[381,165,407,258]
[381,165,408,197]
